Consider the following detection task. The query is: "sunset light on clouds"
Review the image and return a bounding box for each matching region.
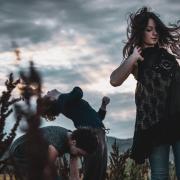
[0,0,179,139]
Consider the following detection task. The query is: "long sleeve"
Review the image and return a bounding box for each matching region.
[69,87,83,102]
[56,87,83,112]
[97,108,106,121]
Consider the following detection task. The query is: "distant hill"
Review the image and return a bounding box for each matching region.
[107,136,133,154]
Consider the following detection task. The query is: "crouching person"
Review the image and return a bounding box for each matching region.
[9,126,98,180]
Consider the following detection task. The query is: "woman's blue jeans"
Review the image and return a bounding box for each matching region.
[149,141,180,180]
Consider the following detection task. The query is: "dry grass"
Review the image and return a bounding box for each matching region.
[0,174,16,180]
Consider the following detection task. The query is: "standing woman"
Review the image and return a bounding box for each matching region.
[110,7,180,179]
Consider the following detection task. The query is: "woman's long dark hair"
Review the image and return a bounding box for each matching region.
[123,7,180,58]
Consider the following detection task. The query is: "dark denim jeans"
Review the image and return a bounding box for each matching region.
[149,141,180,180]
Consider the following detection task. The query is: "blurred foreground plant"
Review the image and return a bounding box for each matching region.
[0,74,21,158]
[106,140,130,180]
[13,61,52,180]
[106,140,150,180]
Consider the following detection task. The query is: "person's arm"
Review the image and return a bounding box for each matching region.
[43,145,59,180]
[110,47,144,87]
[57,87,83,111]
[98,96,110,121]
[68,87,83,102]
[69,155,80,180]
[62,87,83,102]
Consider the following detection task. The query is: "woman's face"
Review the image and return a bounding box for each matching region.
[45,89,61,101]
[143,18,159,48]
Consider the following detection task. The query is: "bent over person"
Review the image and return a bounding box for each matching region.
[37,86,110,180]
[9,126,98,180]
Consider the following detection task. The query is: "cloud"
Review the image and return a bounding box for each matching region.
[0,0,179,49]
[101,91,136,138]
[1,0,180,138]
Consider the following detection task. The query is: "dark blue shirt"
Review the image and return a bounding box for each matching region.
[55,87,105,128]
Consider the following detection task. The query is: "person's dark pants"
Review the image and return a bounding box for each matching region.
[83,129,107,180]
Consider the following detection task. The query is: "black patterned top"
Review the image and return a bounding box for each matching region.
[135,47,177,130]
[131,47,180,164]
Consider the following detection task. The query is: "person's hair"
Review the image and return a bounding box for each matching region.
[37,96,59,121]
[123,6,180,58]
[71,128,98,154]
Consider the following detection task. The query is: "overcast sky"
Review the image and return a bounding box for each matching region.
[0,0,180,139]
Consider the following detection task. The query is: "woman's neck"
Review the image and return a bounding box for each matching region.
[142,44,155,49]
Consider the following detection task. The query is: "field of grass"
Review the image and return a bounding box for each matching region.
[0,174,16,180]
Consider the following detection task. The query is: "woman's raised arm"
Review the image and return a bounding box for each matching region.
[110,47,143,86]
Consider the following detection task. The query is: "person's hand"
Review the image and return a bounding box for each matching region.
[171,44,180,59]
[70,146,87,156]
[102,96,110,106]
[69,140,87,156]
[131,46,144,63]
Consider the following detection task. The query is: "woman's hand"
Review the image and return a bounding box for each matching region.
[110,46,143,87]
[171,44,180,59]
[131,46,144,63]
